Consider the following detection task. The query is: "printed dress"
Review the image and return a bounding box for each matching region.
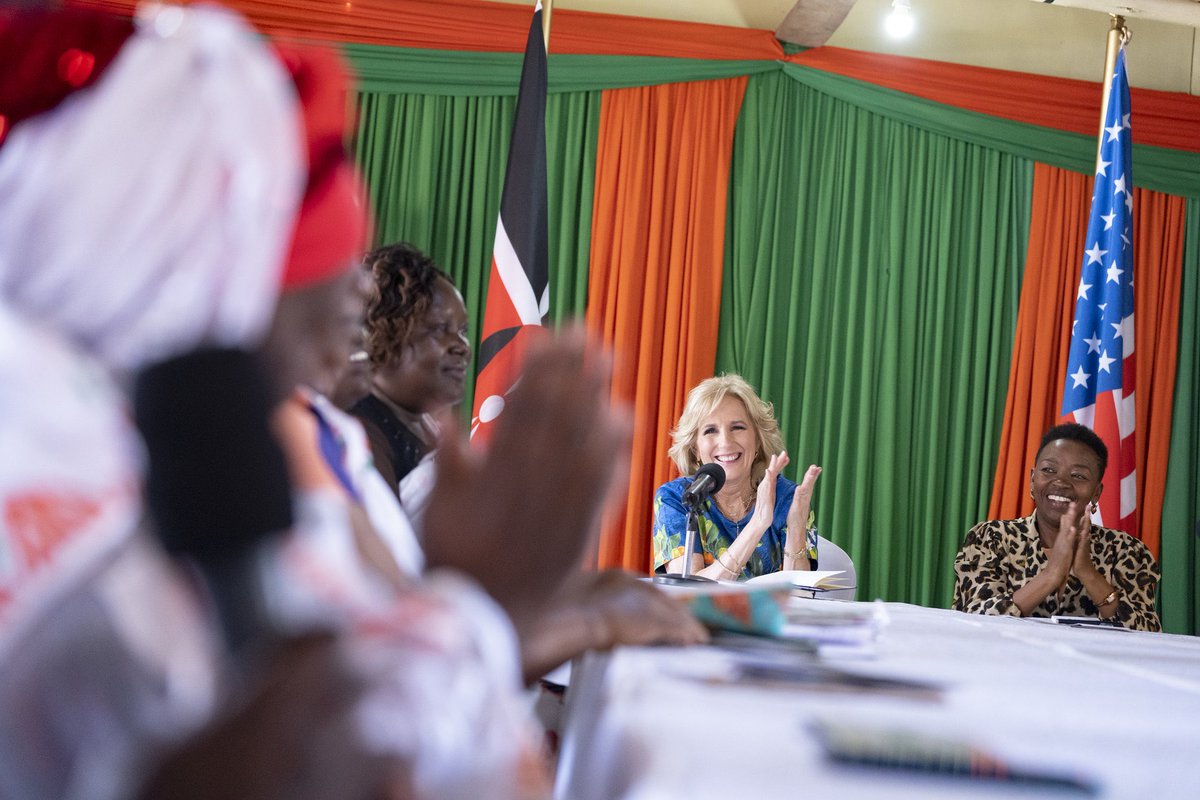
[953,515,1161,632]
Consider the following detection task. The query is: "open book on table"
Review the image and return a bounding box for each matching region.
[652,575,877,647]
[744,569,848,592]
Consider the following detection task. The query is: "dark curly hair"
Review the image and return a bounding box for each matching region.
[362,242,453,366]
[1036,423,1108,480]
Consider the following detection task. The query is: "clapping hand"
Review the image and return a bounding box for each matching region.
[786,464,822,537]
[1047,501,1085,585]
[1069,502,1098,580]
[421,327,632,634]
[750,452,789,529]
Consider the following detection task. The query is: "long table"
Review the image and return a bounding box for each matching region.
[554,599,1200,799]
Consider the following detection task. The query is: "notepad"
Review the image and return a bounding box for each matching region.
[745,569,848,591]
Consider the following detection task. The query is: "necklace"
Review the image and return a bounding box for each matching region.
[714,487,754,523]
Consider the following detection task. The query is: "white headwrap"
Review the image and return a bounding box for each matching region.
[0,2,302,374]
[0,3,303,644]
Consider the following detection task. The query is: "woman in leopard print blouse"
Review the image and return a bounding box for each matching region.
[953,423,1160,632]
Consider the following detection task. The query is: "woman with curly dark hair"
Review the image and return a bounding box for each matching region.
[347,244,708,684]
[349,242,471,504]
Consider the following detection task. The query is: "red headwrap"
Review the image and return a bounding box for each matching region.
[0,6,134,148]
[276,44,370,290]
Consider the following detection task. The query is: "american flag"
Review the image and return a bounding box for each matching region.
[470,1,549,443]
[1061,46,1137,538]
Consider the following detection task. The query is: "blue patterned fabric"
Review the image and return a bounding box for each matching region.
[651,474,800,578]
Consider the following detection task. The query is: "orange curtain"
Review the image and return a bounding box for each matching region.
[74,0,782,59]
[788,47,1200,154]
[585,77,747,573]
[1132,188,1186,558]
[989,163,1184,556]
[989,164,1088,521]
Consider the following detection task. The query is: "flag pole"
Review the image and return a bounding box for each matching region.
[542,0,554,54]
[1063,17,1137,536]
[1095,14,1127,170]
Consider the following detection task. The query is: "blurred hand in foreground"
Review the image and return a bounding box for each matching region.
[422,326,631,634]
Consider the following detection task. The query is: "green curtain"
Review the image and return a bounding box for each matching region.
[1160,201,1200,635]
[345,43,777,96]
[347,42,1196,621]
[353,88,601,413]
[718,72,1033,607]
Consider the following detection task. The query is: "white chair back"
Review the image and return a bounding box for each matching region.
[816,535,856,601]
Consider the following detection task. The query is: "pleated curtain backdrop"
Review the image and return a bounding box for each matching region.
[1130,187,1186,561]
[989,164,1089,526]
[718,72,1033,609]
[585,77,748,574]
[354,87,602,413]
[1160,200,1200,633]
[989,163,1185,559]
[339,13,1200,632]
[77,0,1200,631]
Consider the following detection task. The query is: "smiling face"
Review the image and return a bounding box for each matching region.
[693,395,759,489]
[1029,438,1103,532]
[375,277,471,413]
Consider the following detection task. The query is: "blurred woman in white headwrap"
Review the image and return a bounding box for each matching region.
[0,6,635,800]
[0,6,305,798]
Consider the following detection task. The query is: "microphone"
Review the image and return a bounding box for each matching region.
[682,463,726,508]
[133,347,294,656]
[653,463,727,585]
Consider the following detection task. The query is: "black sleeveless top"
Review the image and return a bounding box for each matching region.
[348,394,430,487]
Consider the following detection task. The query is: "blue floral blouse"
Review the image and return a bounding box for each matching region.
[651,474,812,579]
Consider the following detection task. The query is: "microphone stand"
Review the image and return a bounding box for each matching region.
[654,496,715,585]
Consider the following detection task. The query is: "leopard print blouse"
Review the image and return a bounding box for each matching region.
[953,515,1161,632]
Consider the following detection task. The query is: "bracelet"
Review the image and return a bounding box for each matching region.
[783,549,807,562]
[718,554,741,575]
[1099,589,1120,607]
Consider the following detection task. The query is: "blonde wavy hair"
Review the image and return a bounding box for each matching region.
[667,374,785,485]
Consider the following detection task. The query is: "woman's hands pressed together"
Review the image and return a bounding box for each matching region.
[1045,501,1098,587]
[1069,506,1098,580]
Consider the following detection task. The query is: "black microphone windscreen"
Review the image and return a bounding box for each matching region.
[133,348,293,563]
[695,462,726,494]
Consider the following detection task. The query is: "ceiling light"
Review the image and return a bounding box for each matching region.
[885,0,915,38]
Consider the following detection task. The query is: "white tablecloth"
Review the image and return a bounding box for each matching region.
[555,600,1200,799]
